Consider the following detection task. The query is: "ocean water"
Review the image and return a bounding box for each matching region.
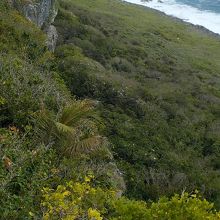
[176,0,220,14]
[124,0,220,34]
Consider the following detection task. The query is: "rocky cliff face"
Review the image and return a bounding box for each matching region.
[13,0,58,51]
[21,0,57,28]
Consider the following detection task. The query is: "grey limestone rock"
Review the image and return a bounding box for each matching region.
[13,0,58,51]
[45,24,58,52]
[16,0,57,28]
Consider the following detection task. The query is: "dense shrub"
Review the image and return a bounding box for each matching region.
[1,0,220,218]
[41,178,220,219]
[55,0,220,208]
[0,128,57,219]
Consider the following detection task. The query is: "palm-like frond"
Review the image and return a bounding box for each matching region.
[69,136,107,155]
[36,100,106,157]
[55,122,76,135]
[35,109,56,144]
[58,100,96,127]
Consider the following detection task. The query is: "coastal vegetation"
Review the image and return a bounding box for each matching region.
[0,0,220,218]
[54,0,220,205]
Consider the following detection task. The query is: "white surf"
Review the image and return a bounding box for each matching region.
[124,0,220,35]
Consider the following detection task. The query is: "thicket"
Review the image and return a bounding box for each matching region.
[54,0,220,207]
[0,2,121,218]
[1,0,220,218]
[40,176,220,220]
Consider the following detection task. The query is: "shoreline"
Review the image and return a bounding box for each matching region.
[123,0,220,39]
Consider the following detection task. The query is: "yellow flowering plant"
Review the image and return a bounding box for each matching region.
[41,175,115,220]
[41,176,220,220]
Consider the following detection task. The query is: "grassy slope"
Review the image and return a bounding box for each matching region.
[54,0,220,206]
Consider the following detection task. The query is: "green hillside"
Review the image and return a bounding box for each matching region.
[0,0,220,219]
[54,0,220,204]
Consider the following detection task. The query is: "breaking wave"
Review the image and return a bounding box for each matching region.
[125,0,220,35]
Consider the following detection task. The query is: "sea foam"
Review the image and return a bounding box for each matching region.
[124,0,220,35]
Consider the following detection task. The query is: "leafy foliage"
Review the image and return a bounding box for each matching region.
[0,127,57,219]
[41,175,112,220]
[36,100,109,157]
[0,1,116,218]
[54,0,220,206]
[1,0,220,218]
[41,177,220,220]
